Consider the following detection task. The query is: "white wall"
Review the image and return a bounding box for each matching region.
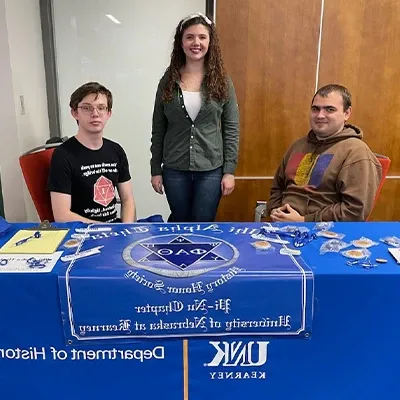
[0,0,27,222]
[0,0,50,222]
[52,0,205,221]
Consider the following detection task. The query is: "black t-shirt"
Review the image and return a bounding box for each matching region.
[48,137,131,222]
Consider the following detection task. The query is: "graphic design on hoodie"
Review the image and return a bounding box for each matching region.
[286,153,334,187]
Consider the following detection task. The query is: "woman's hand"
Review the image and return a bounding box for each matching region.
[221,174,235,196]
[151,175,164,194]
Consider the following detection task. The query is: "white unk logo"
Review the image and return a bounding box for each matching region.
[206,341,269,367]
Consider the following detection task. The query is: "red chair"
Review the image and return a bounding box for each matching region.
[367,153,391,220]
[19,144,61,222]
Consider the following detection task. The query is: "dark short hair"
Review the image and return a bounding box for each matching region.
[312,84,352,111]
[69,82,113,111]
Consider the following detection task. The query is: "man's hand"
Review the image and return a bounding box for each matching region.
[270,204,305,222]
[151,175,164,194]
[221,174,235,196]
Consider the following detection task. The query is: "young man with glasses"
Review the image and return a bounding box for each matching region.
[48,82,136,223]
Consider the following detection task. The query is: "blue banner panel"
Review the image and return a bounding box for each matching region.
[58,223,314,344]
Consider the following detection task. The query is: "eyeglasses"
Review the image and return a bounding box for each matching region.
[78,105,108,114]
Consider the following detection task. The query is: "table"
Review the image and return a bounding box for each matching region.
[0,221,399,399]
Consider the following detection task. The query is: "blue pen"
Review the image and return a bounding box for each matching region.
[14,231,41,246]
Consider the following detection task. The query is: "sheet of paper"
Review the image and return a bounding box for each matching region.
[0,229,69,254]
[388,248,400,264]
[0,251,63,273]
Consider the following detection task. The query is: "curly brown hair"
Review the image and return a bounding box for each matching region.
[162,15,229,102]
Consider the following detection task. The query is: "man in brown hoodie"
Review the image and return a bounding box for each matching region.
[266,84,382,222]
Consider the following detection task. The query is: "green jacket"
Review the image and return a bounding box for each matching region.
[150,73,240,176]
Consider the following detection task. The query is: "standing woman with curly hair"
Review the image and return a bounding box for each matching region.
[150,12,240,222]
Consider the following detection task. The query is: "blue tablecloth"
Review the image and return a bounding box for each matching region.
[0,221,399,399]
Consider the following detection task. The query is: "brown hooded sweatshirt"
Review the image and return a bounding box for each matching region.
[266,124,382,222]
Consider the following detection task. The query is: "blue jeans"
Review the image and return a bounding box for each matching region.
[163,167,223,222]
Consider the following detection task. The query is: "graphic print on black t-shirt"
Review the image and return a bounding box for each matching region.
[80,162,118,220]
[93,175,115,206]
[81,163,117,208]
[48,137,131,223]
